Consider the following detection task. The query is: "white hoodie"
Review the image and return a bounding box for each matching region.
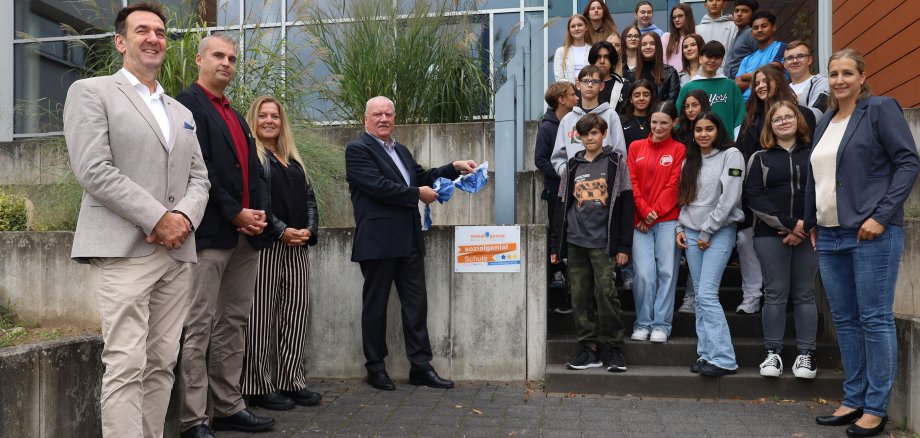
[696,14,737,53]
[550,102,627,177]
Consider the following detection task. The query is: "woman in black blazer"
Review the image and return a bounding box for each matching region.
[806,49,920,437]
[241,96,322,410]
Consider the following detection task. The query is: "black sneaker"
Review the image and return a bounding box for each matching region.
[690,358,707,374]
[552,294,573,315]
[698,362,737,377]
[565,347,602,370]
[605,347,627,372]
[792,350,817,379]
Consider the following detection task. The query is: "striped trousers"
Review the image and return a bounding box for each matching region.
[241,240,311,395]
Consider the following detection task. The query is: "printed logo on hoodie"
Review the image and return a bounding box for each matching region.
[567,128,582,144]
[659,155,674,166]
[710,93,729,105]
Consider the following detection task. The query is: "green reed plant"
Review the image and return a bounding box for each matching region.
[301,0,492,124]
[292,126,353,227]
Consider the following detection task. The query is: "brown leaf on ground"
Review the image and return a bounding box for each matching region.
[566,392,577,398]
[817,398,828,404]
[523,388,533,401]
[472,409,483,415]
[359,403,369,408]
[454,405,464,409]
[508,432,519,436]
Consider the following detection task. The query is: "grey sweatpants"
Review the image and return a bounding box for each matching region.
[753,236,818,353]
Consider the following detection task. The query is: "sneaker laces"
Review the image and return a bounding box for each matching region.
[760,351,781,368]
[796,352,814,369]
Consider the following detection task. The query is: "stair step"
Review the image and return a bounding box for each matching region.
[547,310,827,339]
[546,336,840,368]
[544,364,844,400]
[549,286,751,314]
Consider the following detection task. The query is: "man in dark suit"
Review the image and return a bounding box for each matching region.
[175,33,282,438]
[346,96,477,391]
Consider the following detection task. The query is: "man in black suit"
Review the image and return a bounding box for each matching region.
[175,33,282,438]
[346,96,477,391]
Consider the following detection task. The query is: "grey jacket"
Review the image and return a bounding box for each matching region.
[677,147,745,241]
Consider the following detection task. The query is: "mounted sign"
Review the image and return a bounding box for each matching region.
[454,226,521,273]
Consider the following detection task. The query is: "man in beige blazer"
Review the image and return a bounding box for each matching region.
[63,3,210,437]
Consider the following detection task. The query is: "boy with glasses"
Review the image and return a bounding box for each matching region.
[784,40,828,118]
[551,66,627,177]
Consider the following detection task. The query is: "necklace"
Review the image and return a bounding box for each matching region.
[634,115,648,130]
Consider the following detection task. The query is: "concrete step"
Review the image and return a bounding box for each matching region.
[544,364,844,400]
[547,310,827,339]
[546,336,841,369]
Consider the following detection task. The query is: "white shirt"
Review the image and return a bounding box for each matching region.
[811,115,850,227]
[790,75,814,97]
[120,67,171,149]
[367,131,411,185]
[571,46,589,76]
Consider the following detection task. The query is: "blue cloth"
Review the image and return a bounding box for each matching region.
[631,220,680,336]
[685,226,738,370]
[423,177,455,230]
[737,41,786,101]
[454,163,489,193]
[817,225,903,417]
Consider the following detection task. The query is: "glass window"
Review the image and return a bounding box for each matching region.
[245,0,282,23]
[14,40,98,134]
[14,0,120,37]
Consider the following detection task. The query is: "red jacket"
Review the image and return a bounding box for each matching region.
[627,134,686,227]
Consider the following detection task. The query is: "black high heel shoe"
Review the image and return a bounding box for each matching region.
[815,408,863,426]
[846,416,887,437]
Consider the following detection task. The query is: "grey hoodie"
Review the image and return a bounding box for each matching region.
[550,102,627,177]
[677,147,745,241]
[696,14,737,54]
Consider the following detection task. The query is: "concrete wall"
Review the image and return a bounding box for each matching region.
[0,335,103,438]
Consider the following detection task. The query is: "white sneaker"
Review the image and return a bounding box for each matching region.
[677,295,695,313]
[630,327,650,341]
[759,350,783,377]
[736,296,762,314]
[792,351,817,379]
[649,328,668,343]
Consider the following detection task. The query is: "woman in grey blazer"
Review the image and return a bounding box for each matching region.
[805,49,919,438]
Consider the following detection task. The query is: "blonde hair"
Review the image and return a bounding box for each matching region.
[246,96,303,167]
[760,101,811,149]
[562,15,593,73]
[827,48,872,110]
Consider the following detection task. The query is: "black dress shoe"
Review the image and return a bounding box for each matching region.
[846,416,887,437]
[409,368,454,389]
[816,408,863,426]
[282,387,322,406]
[212,408,275,432]
[180,424,215,438]
[690,358,707,374]
[249,391,296,411]
[697,362,737,377]
[368,370,396,391]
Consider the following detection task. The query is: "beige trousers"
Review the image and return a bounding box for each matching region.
[91,246,191,438]
[178,235,260,430]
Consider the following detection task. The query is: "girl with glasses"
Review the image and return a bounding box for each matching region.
[620,24,642,73]
[661,3,696,72]
[744,101,818,381]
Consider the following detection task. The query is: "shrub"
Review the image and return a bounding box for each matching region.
[301,0,492,124]
[0,189,28,231]
[293,126,353,227]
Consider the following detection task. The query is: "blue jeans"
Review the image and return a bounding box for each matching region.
[817,225,903,417]
[631,220,679,336]
[685,226,737,370]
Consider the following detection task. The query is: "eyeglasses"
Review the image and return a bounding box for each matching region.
[579,79,601,85]
[771,114,797,125]
[785,54,810,63]
[625,34,641,39]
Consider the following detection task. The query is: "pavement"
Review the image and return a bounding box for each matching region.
[218,379,915,437]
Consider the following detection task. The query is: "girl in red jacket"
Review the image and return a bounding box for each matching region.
[626,101,686,343]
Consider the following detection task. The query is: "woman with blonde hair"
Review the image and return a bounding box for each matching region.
[241,96,322,410]
[554,14,593,83]
[809,49,919,437]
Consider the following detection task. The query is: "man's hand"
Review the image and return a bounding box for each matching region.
[419,186,439,204]
[453,160,478,174]
[146,211,190,250]
[282,227,310,246]
[232,209,268,236]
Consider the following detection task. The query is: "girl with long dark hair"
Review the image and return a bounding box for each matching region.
[626,32,680,103]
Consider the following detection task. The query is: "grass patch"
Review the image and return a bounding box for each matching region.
[0,301,98,349]
[294,126,352,227]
